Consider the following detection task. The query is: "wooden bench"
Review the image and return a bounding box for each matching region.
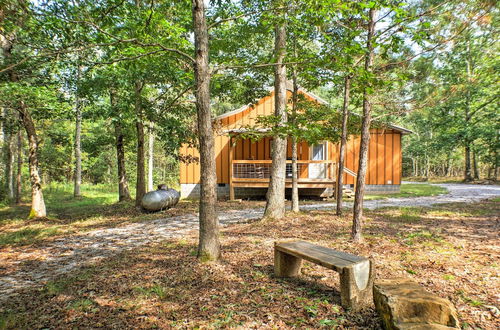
[274,240,374,309]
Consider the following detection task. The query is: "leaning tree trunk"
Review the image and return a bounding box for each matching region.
[15,130,22,204]
[352,8,376,243]
[135,81,146,207]
[147,123,154,192]
[336,75,351,216]
[18,102,46,218]
[73,80,82,198]
[192,0,220,261]
[264,23,287,220]
[110,91,131,202]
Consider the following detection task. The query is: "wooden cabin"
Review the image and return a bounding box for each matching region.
[179,87,411,199]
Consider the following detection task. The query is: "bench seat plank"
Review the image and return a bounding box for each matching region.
[275,241,367,272]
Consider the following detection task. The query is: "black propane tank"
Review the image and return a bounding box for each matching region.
[141,184,180,212]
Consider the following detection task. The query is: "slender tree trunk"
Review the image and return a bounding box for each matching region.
[464,144,473,182]
[444,155,450,177]
[463,38,474,182]
[291,54,299,213]
[73,77,82,197]
[147,123,154,191]
[135,81,146,207]
[192,0,220,261]
[264,23,287,220]
[336,75,351,216]
[15,130,22,204]
[472,149,479,180]
[18,102,46,218]
[352,8,376,243]
[4,130,14,200]
[111,91,131,202]
[425,154,430,179]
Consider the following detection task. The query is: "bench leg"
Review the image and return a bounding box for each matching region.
[274,250,302,277]
[339,259,374,310]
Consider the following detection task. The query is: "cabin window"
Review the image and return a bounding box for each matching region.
[311,142,326,160]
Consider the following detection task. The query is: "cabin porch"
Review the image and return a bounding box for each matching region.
[227,135,337,200]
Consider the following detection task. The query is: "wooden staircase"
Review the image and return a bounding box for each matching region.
[342,186,355,198]
[339,167,357,198]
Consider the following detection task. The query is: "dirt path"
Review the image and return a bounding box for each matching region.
[1,183,498,302]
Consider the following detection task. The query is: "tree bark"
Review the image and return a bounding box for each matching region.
[192,0,220,261]
[18,102,46,218]
[111,90,131,202]
[464,144,473,182]
[463,37,474,182]
[15,130,22,204]
[73,71,82,198]
[336,75,351,216]
[291,54,299,213]
[135,80,146,206]
[472,149,479,180]
[352,8,376,243]
[4,129,14,200]
[147,123,154,192]
[264,23,287,220]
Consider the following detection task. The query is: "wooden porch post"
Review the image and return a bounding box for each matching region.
[229,136,235,200]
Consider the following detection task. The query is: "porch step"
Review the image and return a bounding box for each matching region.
[339,187,354,199]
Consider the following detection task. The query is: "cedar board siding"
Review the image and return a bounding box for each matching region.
[179,91,402,186]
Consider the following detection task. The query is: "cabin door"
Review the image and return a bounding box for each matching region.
[309,142,327,179]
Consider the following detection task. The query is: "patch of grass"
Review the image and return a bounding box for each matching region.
[365,183,448,200]
[443,274,455,281]
[67,299,97,312]
[399,230,443,246]
[0,310,21,330]
[134,284,168,300]
[43,269,95,296]
[0,226,59,246]
[457,290,485,307]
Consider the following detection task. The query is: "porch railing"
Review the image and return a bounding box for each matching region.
[231,160,336,181]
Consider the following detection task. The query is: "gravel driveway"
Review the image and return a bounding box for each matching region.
[302,183,500,210]
[1,183,498,301]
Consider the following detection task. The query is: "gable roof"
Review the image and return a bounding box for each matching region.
[214,84,412,134]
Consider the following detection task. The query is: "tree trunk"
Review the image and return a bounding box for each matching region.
[18,102,46,218]
[111,91,131,202]
[464,144,473,182]
[147,123,154,192]
[336,75,351,216]
[472,149,479,180]
[4,130,14,200]
[73,78,82,198]
[444,155,450,177]
[352,8,376,243]
[425,154,430,179]
[15,130,22,204]
[264,23,287,220]
[291,54,299,213]
[135,81,146,207]
[463,38,474,183]
[192,0,220,261]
